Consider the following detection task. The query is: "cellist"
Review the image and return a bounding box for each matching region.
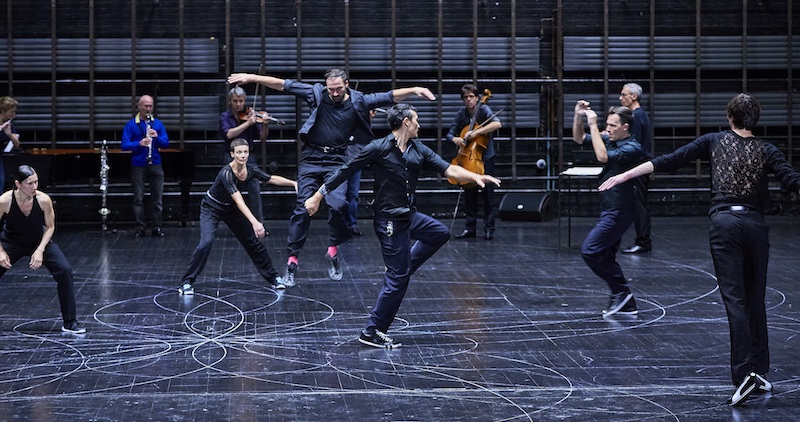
[446,84,502,240]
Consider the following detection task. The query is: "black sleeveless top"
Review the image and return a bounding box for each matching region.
[1,193,45,248]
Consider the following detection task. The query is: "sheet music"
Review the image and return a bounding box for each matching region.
[3,140,13,153]
[560,166,603,176]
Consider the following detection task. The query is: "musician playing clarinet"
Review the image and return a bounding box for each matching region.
[121,94,170,238]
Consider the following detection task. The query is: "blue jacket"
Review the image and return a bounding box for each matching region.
[121,114,170,167]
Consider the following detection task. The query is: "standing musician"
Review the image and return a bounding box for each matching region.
[121,95,170,238]
[447,84,502,240]
[220,86,271,230]
[305,104,501,348]
[227,69,436,287]
[0,165,85,334]
[0,96,22,191]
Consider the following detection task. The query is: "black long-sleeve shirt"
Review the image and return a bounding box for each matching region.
[652,130,800,214]
[322,134,451,217]
[583,133,646,212]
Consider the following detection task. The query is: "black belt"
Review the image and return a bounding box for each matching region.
[308,144,347,154]
[710,205,758,216]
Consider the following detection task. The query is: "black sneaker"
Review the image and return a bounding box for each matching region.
[602,292,637,316]
[283,263,297,287]
[754,373,773,392]
[617,296,638,315]
[359,329,401,349]
[730,372,759,406]
[62,320,86,334]
[326,253,343,280]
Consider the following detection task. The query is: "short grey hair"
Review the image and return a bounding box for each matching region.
[228,86,246,102]
[623,83,643,99]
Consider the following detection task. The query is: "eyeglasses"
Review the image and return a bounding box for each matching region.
[619,93,630,97]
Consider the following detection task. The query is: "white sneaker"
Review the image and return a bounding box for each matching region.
[730,372,758,406]
[326,253,343,280]
[178,283,194,295]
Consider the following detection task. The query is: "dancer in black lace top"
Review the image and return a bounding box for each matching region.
[599,93,800,406]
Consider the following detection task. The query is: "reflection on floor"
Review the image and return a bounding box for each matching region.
[1,216,799,421]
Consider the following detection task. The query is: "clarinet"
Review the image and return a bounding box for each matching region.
[146,113,154,165]
[99,139,111,231]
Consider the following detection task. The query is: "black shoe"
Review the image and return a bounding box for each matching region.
[730,372,761,406]
[134,228,146,237]
[350,227,363,236]
[326,253,343,280]
[62,320,86,334]
[454,229,476,239]
[602,292,638,316]
[152,227,165,238]
[283,263,297,287]
[622,244,650,254]
[754,373,773,392]
[359,329,401,349]
[484,232,494,240]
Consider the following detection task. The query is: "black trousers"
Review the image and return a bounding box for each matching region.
[0,240,78,323]
[182,198,279,285]
[367,212,450,333]
[581,209,635,294]
[630,175,652,248]
[462,157,497,235]
[709,207,770,385]
[131,164,164,230]
[287,153,351,258]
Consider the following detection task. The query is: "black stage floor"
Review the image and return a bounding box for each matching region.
[1,215,800,421]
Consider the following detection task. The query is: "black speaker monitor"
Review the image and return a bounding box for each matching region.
[498,192,558,222]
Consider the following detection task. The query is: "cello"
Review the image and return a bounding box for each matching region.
[448,89,493,186]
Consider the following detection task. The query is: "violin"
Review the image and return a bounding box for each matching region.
[448,89,493,186]
[238,107,286,125]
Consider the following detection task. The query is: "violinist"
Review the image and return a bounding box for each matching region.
[220,86,270,227]
[0,96,21,191]
[446,84,502,240]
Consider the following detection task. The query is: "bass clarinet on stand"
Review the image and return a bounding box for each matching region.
[99,139,111,232]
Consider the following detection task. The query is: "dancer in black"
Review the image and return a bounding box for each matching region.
[600,93,800,406]
[0,165,85,334]
[305,104,500,348]
[571,101,646,316]
[178,138,297,295]
[228,69,436,287]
